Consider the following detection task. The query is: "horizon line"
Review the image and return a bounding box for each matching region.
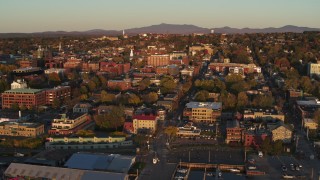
[1,23,320,34]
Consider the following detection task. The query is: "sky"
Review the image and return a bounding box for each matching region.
[0,0,319,33]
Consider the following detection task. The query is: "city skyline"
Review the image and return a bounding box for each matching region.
[0,0,320,33]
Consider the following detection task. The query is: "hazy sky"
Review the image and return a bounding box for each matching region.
[0,0,319,33]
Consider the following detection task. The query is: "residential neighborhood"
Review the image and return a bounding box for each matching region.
[0,31,320,179]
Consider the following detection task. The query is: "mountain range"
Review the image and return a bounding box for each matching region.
[1,23,319,38]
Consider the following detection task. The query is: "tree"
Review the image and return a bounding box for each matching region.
[237,92,248,109]
[164,126,178,142]
[142,92,158,104]
[87,80,97,92]
[195,90,209,102]
[101,90,115,103]
[260,137,272,154]
[272,140,283,155]
[160,76,177,94]
[48,72,61,86]
[52,99,61,109]
[94,106,125,130]
[300,76,313,93]
[221,93,236,110]
[10,103,19,110]
[76,130,95,137]
[252,94,274,108]
[139,78,151,91]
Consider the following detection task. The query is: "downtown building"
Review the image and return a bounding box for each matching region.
[183,102,222,123]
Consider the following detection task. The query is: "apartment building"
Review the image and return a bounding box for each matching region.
[45,86,71,105]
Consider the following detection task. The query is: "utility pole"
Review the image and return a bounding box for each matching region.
[189,151,191,162]
[209,151,211,163]
[295,135,299,151]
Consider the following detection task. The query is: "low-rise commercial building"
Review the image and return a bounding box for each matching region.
[243,108,285,121]
[183,102,222,123]
[0,122,44,137]
[45,86,71,105]
[48,113,91,135]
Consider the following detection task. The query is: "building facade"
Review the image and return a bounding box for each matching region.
[45,86,71,105]
[48,113,91,135]
[183,102,222,123]
[11,79,27,89]
[0,122,44,137]
[2,89,46,109]
[225,120,244,144]
[147,55,170,67]
[132,114,157,134]
[271,125,293,143]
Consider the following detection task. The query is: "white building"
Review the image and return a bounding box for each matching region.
[44,68,65,76]
[11,79,27,89]
[308,62,320,77]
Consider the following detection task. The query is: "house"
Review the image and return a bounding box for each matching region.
[73,103,92,113]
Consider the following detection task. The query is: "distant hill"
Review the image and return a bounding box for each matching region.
[0,24,319,38]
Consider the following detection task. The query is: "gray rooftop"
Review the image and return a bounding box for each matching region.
[185,102,222,110]
[64,152,135,173]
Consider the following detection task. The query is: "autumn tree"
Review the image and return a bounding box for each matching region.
[299,76,313,93]
[139,78,151,91]
[142,92,158,104]
[252,94,274,108]
[164,126,178,142]
[48,72,61,86]
[237,92,249,109]
[160,76,177,94]
[94,106,125,130]
[101,90,115,103]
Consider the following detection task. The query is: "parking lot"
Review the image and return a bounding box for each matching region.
[247,154,319,179]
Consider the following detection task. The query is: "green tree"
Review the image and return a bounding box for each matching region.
[10,103,20,110]
[87,80,97,92]
[52,99,61,109]
[272,140,283,155]
[160,76,177,94]
[260,137,272,154]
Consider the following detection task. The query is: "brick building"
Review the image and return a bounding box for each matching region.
[99,61,130,76]
[2,89,46,109]
[147,55,170,67]
[45,86,71,105]
[107,79,131,91]
[63,57,82,69]
[244,130,269,147]
[225,120,244,144]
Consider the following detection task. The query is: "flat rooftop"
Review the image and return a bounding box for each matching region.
[4,88,43,94]
[185,102,222,110]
